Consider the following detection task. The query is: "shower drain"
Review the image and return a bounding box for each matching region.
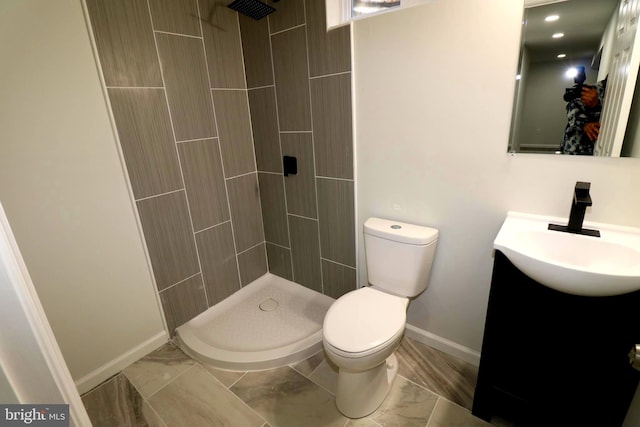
[259,297,279,312]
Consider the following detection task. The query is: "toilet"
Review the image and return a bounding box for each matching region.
[322,217,439,418]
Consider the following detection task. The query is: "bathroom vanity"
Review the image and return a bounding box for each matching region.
[472,250,640,426]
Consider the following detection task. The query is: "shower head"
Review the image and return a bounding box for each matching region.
[227,0,276,20]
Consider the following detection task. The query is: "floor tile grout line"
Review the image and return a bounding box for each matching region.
[306,360,325,379]
[425,397,441,427]
[80,373,120,399]
[305,374,336,397]
[226,370,249,389]
[143,397,169,427]
[286,363,337,398]
[396,371,444,398]
[199,367,268,425]
[121,369,147,399]
[145,363,197,401]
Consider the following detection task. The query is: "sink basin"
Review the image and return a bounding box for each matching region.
[494,212,640,296]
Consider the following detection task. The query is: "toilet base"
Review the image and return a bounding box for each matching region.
[335,354,399,418]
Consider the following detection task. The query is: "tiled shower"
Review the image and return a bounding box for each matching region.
[85,0,355,333]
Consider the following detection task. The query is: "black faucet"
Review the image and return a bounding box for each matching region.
[548,181,600,237]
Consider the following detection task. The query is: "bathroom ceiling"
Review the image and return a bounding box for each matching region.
[523,0,618,62]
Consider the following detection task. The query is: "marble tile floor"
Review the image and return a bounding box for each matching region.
[81,336,512,427]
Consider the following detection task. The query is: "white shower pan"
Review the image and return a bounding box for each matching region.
[176,273,334,371]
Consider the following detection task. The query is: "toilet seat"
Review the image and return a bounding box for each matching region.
[323,287,408,357]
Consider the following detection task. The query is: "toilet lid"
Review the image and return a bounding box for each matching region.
[323,287,408,354]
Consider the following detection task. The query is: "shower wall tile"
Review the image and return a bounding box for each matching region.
[196,222,241,305]
[322,260,356,299]
[149,0,201,37]
[310,74,353,179]
[268,0,305,34]
[266,243,293,281]
[239,15,273,88]
[159,274,208,332]
[281,133,317,219]
[258,173,289,247]
[271,27,311,131]
[227,173,265,252]
[288,215,322,293]
[137,191,200,291]
[155,33,217,141]
[238,244,268,286]
[177,138,229,231]
[86,0,162,87]
[248,87,282,173]
[212,90,256,177]
[317,178,355,267]
[305,0,351,77]
[199,0,246,89]
[108,88,182,199]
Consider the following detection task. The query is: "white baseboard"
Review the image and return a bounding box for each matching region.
[74,330,168,394]
[405,324,481,367]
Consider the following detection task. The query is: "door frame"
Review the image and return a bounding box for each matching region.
[0,201,91,426]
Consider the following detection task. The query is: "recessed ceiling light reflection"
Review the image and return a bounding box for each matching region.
[552,33,565,39]
[557,53,567,58]
[545,15,560,22]
[516,74,521,80]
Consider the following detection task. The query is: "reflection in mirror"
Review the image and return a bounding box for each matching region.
[509,0,640,157]
[352,0,400,17]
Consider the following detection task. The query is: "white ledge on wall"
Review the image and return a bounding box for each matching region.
[326,0,433,30]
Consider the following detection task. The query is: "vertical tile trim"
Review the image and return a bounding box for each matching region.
[195,0,243,289]
[350,23,359,290]
[146,0,208,306]
[266,15,294,275]
[301,1,324,295]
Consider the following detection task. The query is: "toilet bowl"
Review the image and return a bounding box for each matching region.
[323,287,409,417]
[322,217,439,419]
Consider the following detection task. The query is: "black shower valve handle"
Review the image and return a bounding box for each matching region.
[283,156,297,177]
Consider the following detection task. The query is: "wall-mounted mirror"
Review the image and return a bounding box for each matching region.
[509,0,640,157]
[352,0,400,17]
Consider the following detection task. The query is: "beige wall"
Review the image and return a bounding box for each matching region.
[354,0,640,352]
[0,0,165,390]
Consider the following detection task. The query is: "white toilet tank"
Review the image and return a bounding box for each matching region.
[364,217,439,297]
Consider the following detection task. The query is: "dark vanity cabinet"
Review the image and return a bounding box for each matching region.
[472,251,640,426]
